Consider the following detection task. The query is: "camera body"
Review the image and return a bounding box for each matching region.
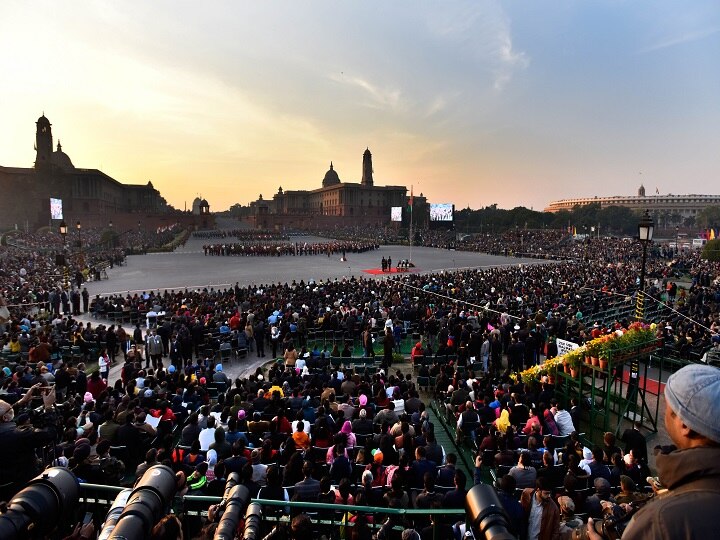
[573,498,652,540]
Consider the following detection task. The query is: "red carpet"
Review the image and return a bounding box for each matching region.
[618,370,665,396]
[363,267,419,275]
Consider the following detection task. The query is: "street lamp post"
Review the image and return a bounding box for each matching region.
[675,225,679,256]
[58,220,68,290]
[59,220,67,247]
[76,220,82,249]
[635,209,654,320]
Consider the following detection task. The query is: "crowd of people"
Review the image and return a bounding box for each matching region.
[194,229,290,241]
[0,225,719,539]
[202,241,379,257]
[0,225,192,327]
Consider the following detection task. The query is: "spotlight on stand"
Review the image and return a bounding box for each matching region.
[106,465,176,540]
[0,467,79,540]
[465,484,515,540]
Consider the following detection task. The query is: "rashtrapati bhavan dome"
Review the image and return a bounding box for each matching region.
[545,185,720,224]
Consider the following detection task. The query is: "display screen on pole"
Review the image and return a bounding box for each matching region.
[430,203,453,221]
[391,206,402,222]
[50,198,63,220]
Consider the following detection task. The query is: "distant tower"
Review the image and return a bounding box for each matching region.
[361,148,373,186]
[35,114,53,171]
[638,184,646,197]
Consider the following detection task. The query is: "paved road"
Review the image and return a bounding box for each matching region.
[86,234,549,296]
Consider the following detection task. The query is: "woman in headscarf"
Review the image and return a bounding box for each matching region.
[543,408,560,436]
[410,341,424,368]
[494,408,512,434]
[340,420,357,448]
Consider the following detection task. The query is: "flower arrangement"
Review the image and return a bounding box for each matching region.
[584,338,603,359]
[563,348,585,369]
[586,334,614,359]
[517,324,660,383]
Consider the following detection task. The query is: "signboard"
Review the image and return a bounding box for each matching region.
[390,206,402,222]
[50,198,63,220]
[556,338,579,357]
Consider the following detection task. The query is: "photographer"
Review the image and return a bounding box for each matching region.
[587,364,720,540]
[0,383,58,495]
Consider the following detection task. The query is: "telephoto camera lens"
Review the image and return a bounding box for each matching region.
[0,467,80,540]
[242,503,263,540]
[465,484,516,540]
[107,465,177,540]
[97,490,133,540]
[214,485,250,540]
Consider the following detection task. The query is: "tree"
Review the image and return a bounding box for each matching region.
[696,206,720,228]
[701,239,720,262]
[598,206,637,235]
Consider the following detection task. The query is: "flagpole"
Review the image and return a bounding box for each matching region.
[409,184,414,264]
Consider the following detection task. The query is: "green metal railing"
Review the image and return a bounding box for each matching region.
[78,483,469,536]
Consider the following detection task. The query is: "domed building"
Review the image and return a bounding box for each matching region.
[544,184,720,228]
[0,114,170,229]
[322,162,340,187]
[192,197,210,215]
[248,148,424,230]
[51,141,75,172]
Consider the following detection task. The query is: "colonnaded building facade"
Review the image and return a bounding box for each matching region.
[0,115,170,230]
[545,185,720,227]
[247,148,428,230]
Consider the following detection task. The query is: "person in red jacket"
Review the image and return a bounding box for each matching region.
[86,370,107,399]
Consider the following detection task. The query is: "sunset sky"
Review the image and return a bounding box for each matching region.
[1,1,719,212]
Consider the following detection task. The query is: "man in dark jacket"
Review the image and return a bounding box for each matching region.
[520,477,560,540]
[409,446,437,489]
[608,365,720,540]
[442,470,468,508]
[293,461,320,501]
[620,421,648,464]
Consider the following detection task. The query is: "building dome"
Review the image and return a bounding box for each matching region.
[51,141,74,171]
[322,162,340,187]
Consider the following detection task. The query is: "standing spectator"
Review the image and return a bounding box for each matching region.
[520,477,560,540]
[620,421,648,464]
